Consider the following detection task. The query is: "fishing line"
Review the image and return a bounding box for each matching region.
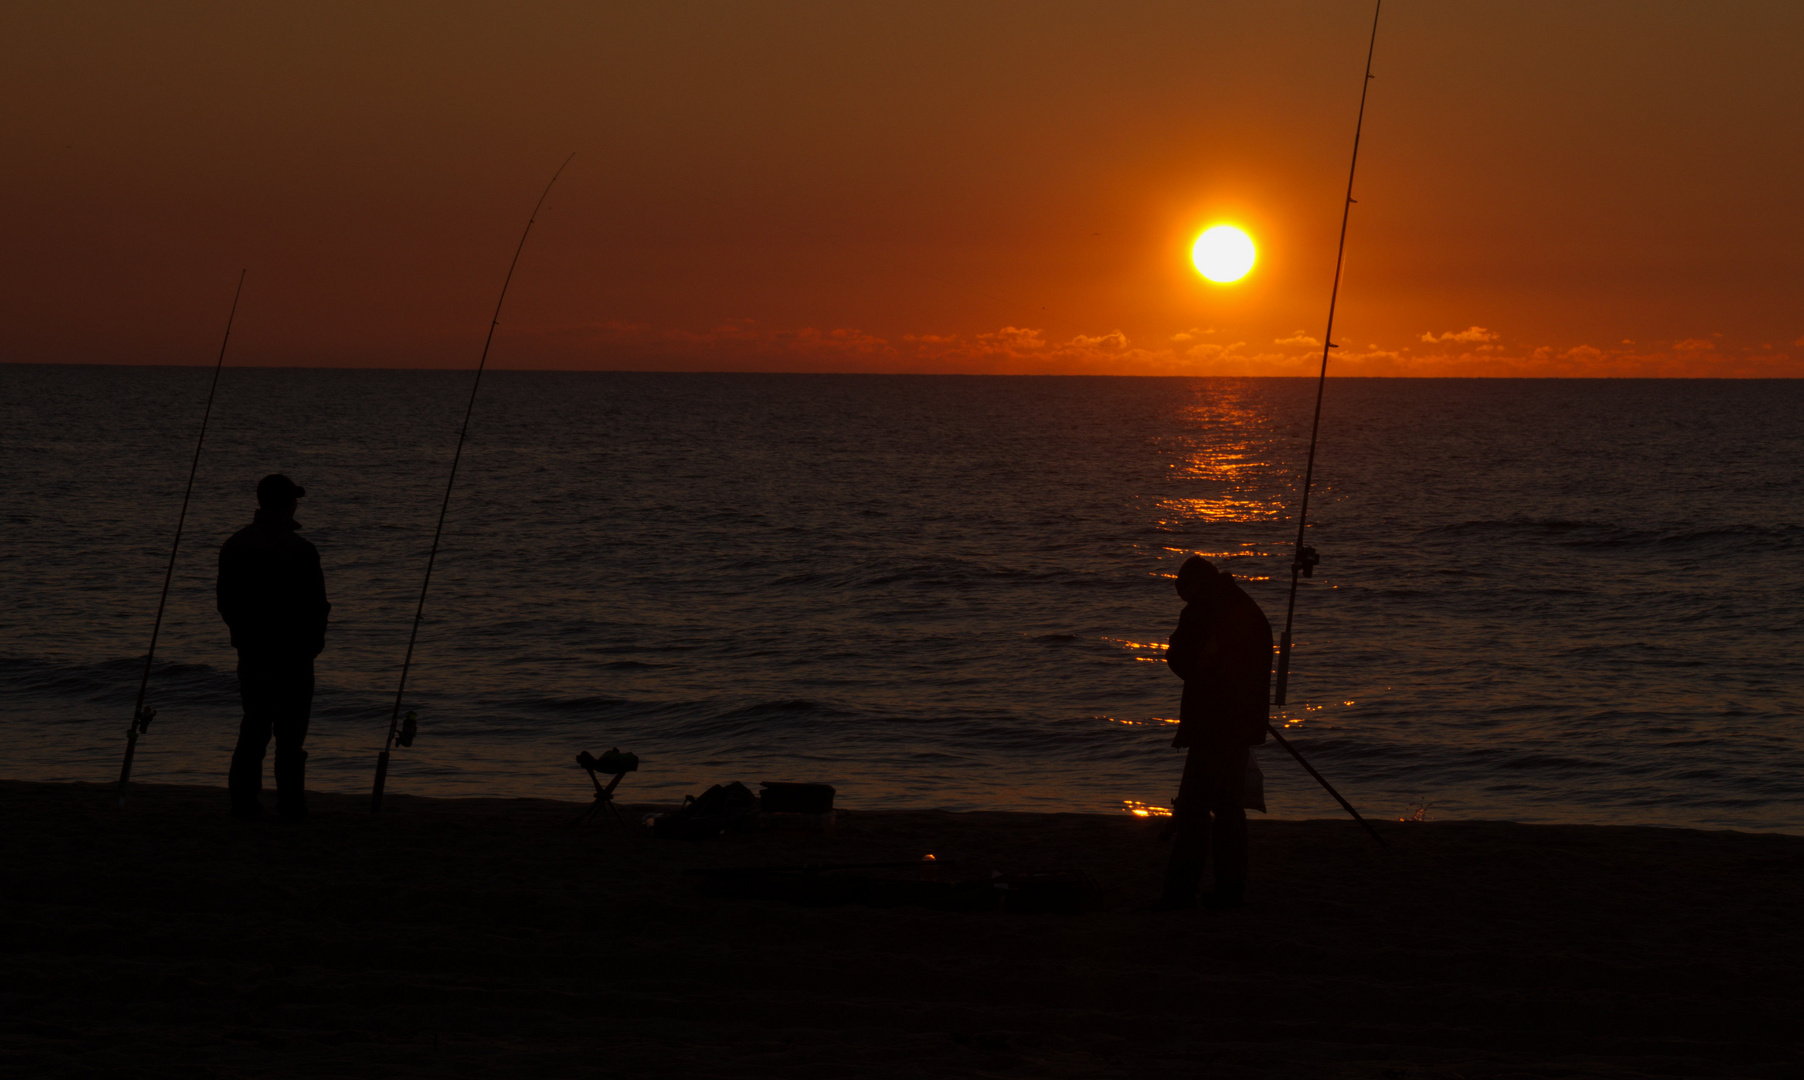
[370,154,574,813]
[1264,0,1387,845]
[117,269,248,807]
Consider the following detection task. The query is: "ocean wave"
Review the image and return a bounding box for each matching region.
[6,371,1801,829]
[0,654,233,704]
[512,693,659,714]
[1420,518,1800,552]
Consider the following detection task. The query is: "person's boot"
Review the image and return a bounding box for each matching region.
[275,748,308,821]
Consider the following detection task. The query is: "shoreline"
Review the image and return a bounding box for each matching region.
[5,779,1802,1077]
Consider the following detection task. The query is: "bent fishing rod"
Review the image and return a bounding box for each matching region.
[1265,0,1387,846]
[370,154,574,813]
[117,270,248,807]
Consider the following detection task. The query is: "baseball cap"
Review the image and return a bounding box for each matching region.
[256,474,306,507]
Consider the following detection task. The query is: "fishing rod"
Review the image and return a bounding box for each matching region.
[117,270,248,807]
[1265,0,1386,845]
[370,154,574,813]
[1266,721,1385,845]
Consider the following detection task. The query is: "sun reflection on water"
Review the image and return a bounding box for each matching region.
[1157,496,1285,523]
[1158,389,1294,528]
[1122,800,1173,818]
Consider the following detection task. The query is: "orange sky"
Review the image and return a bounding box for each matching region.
[4,1,1801,377]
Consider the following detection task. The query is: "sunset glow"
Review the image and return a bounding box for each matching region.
[1192,226,1257,284]
[2,6,1799,377]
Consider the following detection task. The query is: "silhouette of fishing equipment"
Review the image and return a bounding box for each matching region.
[117,270,247,808]
[573,747,638,825]
[1266,722,1384,846]
[645,781,762,839]
[1263,0,1388,848]
[369,154,574,813]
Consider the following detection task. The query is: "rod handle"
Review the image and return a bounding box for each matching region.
[1274,630,1293,707]
[117,728,140,806]
[371,750,390,813]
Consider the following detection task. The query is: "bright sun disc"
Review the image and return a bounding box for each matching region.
[1192,225,1256,283]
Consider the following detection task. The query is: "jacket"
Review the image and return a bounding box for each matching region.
[217,510,330,656]
[1166,576,1272,748]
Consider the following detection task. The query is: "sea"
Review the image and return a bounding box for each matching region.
[3,366,1800,831]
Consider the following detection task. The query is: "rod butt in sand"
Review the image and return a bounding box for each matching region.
[117,728,139,807]
[371,751,390,813]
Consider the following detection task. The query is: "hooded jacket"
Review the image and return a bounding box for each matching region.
[1166,575,1272,748]
[217,509,330,657]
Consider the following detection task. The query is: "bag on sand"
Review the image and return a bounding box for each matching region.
[649,781,761,840]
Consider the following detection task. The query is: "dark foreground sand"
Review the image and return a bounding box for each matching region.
[3,781,1801,1079]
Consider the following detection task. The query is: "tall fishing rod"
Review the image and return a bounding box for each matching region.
[370,154,574,813]
[1265,1,1387,846]
[117,269,248,807]
[1275,0,1381,706]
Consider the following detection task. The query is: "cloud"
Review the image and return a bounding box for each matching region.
[1068,330,1130,350]
[514,318,1801,377]
[1364,338,1800,378]
[1420,326,1498,344]
[978,326,1048,351]
[903,326,1175,373]
[1183,340,1248,360]
[518,318,902,371]
[1274,331,1320,347]
[897,327,1324,375]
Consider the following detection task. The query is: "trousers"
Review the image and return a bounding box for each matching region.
[1163,743,1249,900]
[229,652,313,818]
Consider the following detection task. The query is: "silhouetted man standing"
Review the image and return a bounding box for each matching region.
[1159,555,1272,910]
[218,474,329,820]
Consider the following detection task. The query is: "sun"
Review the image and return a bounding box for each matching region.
[1192,225,1256,283]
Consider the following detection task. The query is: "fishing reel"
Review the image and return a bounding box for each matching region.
[396,710,419,748]
[1294,545,1321,578]
[133,706,156,735]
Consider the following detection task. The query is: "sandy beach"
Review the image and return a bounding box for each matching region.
[3,779,1800,1079]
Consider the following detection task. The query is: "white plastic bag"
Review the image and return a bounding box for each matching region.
[1243,750,1266,813]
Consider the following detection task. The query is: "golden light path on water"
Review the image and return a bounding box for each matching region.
[1105,384,1298,818]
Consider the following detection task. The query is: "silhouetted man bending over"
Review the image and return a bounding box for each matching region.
[218,474,330,820]
[1159,555,1272,910]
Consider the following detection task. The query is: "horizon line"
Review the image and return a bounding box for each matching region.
[5,360,1801,381]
